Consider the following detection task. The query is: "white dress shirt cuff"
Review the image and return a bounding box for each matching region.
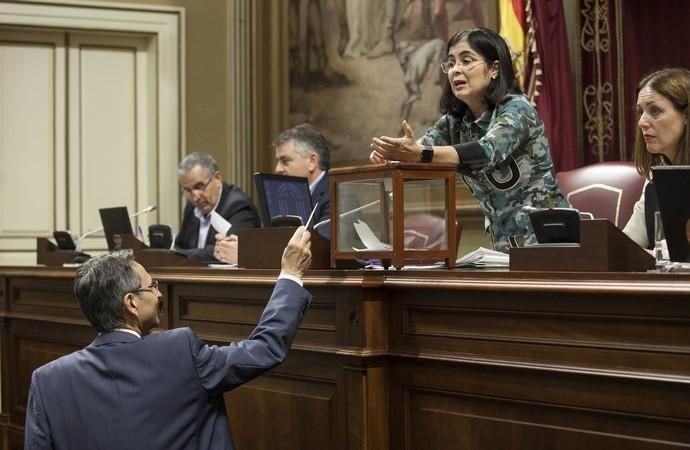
[278,273,303,287]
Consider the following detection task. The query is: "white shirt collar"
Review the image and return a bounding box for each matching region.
[309,171,325,194]
[113,328,141,338]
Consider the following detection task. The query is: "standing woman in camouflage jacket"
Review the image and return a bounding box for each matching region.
[370,27,569,251]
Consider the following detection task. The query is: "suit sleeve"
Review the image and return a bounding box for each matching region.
[174,204,198,250]
[194,196,258,262]
[225,199,260,232]
[191,278,312,394]
[316,198,330,225]
[24,373,53,450]
[174,245,216,262]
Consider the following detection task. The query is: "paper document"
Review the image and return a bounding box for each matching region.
[455,247,509,268]
[352,220,392,251]
[364,262,445,270]
[207,263,238,269]
[211,211,232,236]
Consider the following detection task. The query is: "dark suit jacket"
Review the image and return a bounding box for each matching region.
[310,173,331,238]
[24,278,311,450]
[175,182,260,261]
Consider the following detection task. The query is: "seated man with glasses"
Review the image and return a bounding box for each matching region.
[175,152,260,262]
[25,227,313,450]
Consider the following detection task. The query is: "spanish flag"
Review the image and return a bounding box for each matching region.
[499,0,526,89]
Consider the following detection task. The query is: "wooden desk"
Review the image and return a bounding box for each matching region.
[2,267,690,449]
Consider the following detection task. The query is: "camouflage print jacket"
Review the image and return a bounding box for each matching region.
[419,93,570,251]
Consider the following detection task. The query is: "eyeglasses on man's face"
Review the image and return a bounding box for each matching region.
[440,57,487,74]
[181,177,214,196]
[130,279,160,295]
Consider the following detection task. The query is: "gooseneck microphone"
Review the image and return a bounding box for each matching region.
[78,205,157,243]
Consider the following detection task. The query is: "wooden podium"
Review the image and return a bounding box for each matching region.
[118,235,200,267]
[238,227,331,269]
[37,236,198,267]
[510,219,655,272]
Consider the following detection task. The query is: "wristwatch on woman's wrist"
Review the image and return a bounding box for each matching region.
[420,145,434,163]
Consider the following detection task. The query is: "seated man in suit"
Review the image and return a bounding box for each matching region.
[176,151,260,262]
[25,227,313,450]
[214,124,331,265]
[272,123,331,231]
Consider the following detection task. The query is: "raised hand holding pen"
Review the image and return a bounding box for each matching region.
[281,226,312,279]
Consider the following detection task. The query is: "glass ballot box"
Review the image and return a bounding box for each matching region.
[328,162,457,269]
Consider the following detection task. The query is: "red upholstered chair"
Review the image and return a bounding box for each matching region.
[403,213,462,252]
[555,161,646,228]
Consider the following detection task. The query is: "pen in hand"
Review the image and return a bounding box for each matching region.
[305,202,319,229]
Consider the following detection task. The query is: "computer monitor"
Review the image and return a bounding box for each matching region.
[652,165,690,262]
[254,173,313,227]
[99,206,134,251]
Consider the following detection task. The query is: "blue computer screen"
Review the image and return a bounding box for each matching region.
[260,175,312,226]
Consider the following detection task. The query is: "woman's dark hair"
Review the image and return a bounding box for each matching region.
[439,27,520,116]
[632,67,690,178]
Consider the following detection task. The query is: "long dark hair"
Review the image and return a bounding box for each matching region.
[439,27,520,117]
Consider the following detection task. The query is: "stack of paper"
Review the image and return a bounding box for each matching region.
[207,263,238,269]
[455,247,509,268]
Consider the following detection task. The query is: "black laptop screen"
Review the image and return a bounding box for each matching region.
[652,165,690,262]
[99,206,134,251]
[254,173,313,227]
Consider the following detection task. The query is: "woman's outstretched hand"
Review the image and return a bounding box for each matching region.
[370,120,422,163]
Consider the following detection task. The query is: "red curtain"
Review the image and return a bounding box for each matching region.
[577,0,690,165]
[531,0,578,172]
[621,1,690,161]
[577,0,624,164]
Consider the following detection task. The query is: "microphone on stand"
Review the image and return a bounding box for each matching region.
[78,205,158,245]
[131,204,157,218]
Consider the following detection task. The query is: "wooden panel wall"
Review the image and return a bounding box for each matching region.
[384,274,690,449]
[1,267,689,450]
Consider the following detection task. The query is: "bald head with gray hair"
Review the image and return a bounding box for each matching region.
[178,152,219,178]
[73,250,141,333]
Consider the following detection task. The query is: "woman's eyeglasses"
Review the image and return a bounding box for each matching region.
[440,58,487,74]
